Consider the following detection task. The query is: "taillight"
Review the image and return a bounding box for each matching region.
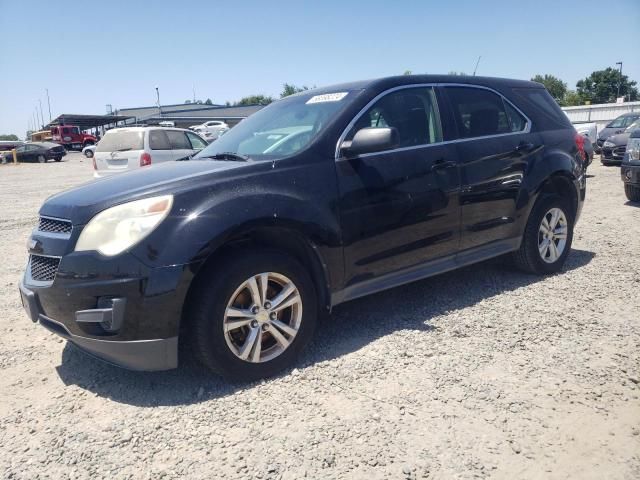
[140,152,152,167]
[575,133,586,161]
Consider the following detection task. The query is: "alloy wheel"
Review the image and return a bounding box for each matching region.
[538,207,568,264]
[223,272,303,363]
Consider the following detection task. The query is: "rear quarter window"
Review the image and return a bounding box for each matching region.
[149,130,171,150]
[510,88,572,130]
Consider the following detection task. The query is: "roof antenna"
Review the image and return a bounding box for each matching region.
[473,56,482,76]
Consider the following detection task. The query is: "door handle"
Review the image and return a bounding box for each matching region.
[430,159,456,171]
[515,141,535,152]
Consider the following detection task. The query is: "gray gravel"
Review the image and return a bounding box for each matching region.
[1,154,639,479]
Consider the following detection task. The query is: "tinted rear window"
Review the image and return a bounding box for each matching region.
[510,88,572,130]
[96,131,144,152]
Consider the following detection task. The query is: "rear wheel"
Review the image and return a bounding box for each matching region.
[625,184,640,202]
[188,250,317,380]
[513,195,574,274]
[84,150,94,158]
[37,155,46,164]
[55,157,62,162]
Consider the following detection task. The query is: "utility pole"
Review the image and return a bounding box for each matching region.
[473,56,482,76]
[45,89,52,122]
[39,99,45,128]
[616,61,623,99]
[155,86,162,116]
[193,84,196,103]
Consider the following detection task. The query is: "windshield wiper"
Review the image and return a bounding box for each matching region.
[203,152,251,162]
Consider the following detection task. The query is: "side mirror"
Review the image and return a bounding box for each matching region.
[341,127,399,156]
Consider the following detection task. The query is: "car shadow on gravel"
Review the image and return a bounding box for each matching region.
[55,248,595,407]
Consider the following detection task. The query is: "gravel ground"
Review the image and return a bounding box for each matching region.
[0,153,639,480]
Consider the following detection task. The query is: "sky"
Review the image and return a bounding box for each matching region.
[0,0,638,137]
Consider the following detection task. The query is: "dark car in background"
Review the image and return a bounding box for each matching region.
[19,75,586,380]
[601,119,640,165]
[596,113,640,153]
[621,128,640,202]
[7,142,67,163]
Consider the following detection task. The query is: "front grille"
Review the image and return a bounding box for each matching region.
[30,255,60,282]
[38,217,72,234]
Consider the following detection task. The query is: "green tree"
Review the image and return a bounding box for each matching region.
[280,83,310,98]
[403,70,412,76]
[576,68,639,104]
[448,71,467,76]
[531,74,568,102]
[234,95,274,106]
[184,99,192,104]
[0,134,18,141]
[205,98,213,105]
[562,90,584,106]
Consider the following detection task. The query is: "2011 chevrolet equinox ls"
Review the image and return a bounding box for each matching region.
[20,75,586,380]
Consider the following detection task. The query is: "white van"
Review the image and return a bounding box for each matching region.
[93,127,208,178]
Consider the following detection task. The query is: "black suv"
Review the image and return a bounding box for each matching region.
[19,75,586,380]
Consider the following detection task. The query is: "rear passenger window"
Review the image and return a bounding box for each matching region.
[149,130,171,150]
[446,87,520,139]
[345,87,442,150]
[166,131,191,150]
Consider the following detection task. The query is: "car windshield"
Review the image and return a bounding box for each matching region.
[608,116,637,128]
[625,120,640,132]
[96,130,144,152]
[194,91,355,160]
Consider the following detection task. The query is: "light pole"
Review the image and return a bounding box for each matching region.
[39,99,45,128]
[45,89,52,122]
[616,61,623,99]
[155,86,162,116]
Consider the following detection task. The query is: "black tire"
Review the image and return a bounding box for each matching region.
[512,195,574,275]
[84,150,94,158]
[55,157,62,162]
[188,249,318,381]
[625,184,640,202]
[37,155,46,164]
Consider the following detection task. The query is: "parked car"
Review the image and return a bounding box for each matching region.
[92,127,208,178]
[574,122,597,147]
[19,75,586,380]
[580,132,594,170]
[82,144,96,158]
[601,119,640,165]
[621,127,640,202]
[191,120,229,142]
[596,113,640,153]
[10,142,66,163]
[0,140,24,152]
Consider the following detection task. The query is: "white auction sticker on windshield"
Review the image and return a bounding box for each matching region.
[306,92,348,104]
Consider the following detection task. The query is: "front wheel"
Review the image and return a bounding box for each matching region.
[513,195,574,274]
[84,150,94,158]
[625,184,640,202]
[188,250,317,380]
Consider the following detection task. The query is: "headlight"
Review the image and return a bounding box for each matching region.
[75,195,173,256]
[627,138,640,164]
[603,141,615,148]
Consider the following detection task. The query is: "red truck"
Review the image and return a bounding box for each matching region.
[51,125,97,150]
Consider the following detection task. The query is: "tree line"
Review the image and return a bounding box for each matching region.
[531,68,638,106]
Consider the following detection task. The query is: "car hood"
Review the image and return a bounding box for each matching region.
[603,132,631,146]
[599,126,627,140]
[40,160,250,224]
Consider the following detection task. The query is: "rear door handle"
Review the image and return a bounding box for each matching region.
[431,159,456,171]
[515,142,535,152]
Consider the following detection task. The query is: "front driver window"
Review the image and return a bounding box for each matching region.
[345,87,443,151]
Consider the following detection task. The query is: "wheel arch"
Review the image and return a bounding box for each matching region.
[181,222,333,335]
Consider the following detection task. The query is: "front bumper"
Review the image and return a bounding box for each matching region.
[20,248,194,371]
[621,163,640,186]
[601,145,626,162]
